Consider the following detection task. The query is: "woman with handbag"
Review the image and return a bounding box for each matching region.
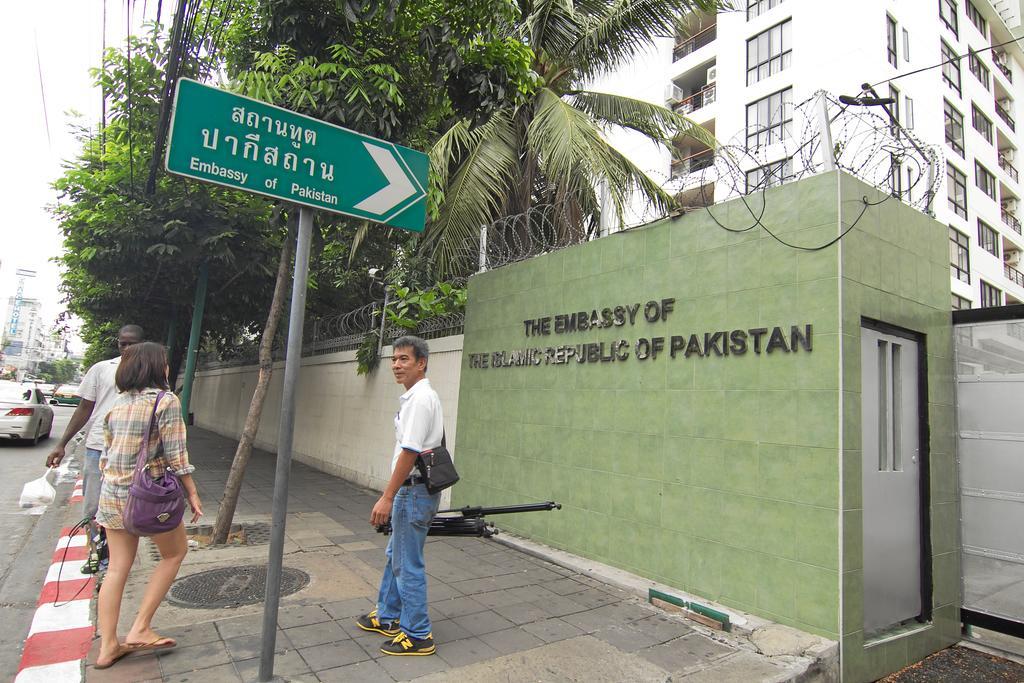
[93,342,202,670]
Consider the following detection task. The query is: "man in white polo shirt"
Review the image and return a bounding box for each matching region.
[45,325,144,533]
[357,335,444,656]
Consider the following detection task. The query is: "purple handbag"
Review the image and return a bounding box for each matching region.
[122,391,185,536]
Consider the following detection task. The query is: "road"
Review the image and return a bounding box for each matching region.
[0,405,80,676]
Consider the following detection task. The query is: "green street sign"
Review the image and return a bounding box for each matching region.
[165,78,428,232]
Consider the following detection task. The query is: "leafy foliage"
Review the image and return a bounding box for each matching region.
[35,359,82,385]
[423,0,722,276]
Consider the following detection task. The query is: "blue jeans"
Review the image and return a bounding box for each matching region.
[376,483,441,639]
[83,448,102,520]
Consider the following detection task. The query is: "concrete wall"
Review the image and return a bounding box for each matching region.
[190,335,463,493]
[454,172,960,682]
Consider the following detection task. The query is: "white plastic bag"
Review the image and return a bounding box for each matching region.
[20,469,56,514]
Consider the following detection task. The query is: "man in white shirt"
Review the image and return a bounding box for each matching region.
[45,325,144,526]
[357,335,444,656]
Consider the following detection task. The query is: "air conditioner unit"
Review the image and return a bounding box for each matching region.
[665,83,685,104]
[1003,198,1018,213]
[995,51,1008,66]
[1005,250,1022,266]
[1003,148,1016,162]
[706,66,717,83]
[998,98,1013,109]
[704,84,717,105]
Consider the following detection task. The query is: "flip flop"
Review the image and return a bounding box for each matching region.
[123,636,177,652]
[94,647,131,670]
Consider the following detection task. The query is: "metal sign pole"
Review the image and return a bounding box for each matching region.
[258,207,314,682]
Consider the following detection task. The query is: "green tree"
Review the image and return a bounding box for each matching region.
[53,29,284,378]
[36,359,81,385]
[423,0,721,275]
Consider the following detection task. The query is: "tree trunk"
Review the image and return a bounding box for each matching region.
[211,214,296,543]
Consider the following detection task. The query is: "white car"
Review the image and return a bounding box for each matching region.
[0,382,55,445]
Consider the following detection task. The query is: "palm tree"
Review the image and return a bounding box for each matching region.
[423,0,722,275]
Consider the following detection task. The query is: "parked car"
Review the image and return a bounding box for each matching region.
[0,381,55,445]
[51,384,82,406]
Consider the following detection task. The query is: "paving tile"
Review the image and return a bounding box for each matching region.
[451,609,516,636]
[430,618,473,643]
[593,623,671,653]
[530,594,587,618]
[323,596,375,620]
[629,614,695,643]
[491,601,551,625]
[160,622,222,648]
[520,618,585,643]
[561,607,622,633]
[450,572,534,595]
[637,634,734,674]
[425,581,463,602]
[436,636,501,667]
[278,604,333,628]
[159,641,233,676]
[315,659,395,683]
[86,652,162,683]
[224,630,291,661]
[215,613,265,640]
[429,595,489,619]
[570,587,621,609]
[376,652,450,680]
[473,589,525,609]
[478,627,546,656]
[161,663,242,682]
[299,640,371,671]
[285,620,351,649]
[234,650,312,680]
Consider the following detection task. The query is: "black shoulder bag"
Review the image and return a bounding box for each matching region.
[416,432,459,494]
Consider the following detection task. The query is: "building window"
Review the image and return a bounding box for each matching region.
[980,280,1002,307]
[888,85,901,135]
[890,154,903,197]
[942,41,962,94]
[978,219,999,256]
[747,0,784,20]
[972,104,993,143]
[745,158,793,192]
[944,100,965,156]
[902,28,910,61]
[948,163,968,218]
[746,20,792,85]
[887,15,898,67]
[950,227,970,282]
[967,1,986,34]
[976,161,996,199]
[905,96,915,129]
[952,293,971,310]
[969,49,991,90]
[940,0,959,36]
[746,88,793,150]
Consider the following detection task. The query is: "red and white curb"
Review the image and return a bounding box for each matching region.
[69,479,84,504]
[15,479,94,682]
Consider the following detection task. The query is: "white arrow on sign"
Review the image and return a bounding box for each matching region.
[354,142,418,215]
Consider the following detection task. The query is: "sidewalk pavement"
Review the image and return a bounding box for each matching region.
[84,427,821,682]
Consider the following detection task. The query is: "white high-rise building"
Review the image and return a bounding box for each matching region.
[597,0,1024,308]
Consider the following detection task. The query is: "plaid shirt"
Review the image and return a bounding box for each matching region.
[101,389,194,487]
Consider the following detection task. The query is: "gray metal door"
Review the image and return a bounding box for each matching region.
[861,325,924,634]
[955,317,1024,630]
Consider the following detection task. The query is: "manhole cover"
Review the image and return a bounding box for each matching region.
[147,521,272,562]
[167,565,309,609]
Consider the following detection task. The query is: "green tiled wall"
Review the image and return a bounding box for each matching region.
[836,174,959,682]
[454,171,958,680]
[456,172,844,638]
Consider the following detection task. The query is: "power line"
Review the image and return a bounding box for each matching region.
[33,31,52,150]
[869,36,1023,89]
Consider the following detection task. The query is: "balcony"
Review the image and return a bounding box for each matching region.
[673,25,716,61]
[670,149,715,179]
[671,84,717,116]
[996,60,1013,83]
[1006,263,1024,288]
[1003,208,1022,234]
[995,100,1016,131]
[999,155,1019,183]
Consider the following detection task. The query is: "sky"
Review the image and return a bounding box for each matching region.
[0,1,155,353]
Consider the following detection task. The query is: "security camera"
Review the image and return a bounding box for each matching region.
[368,267,383,279]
